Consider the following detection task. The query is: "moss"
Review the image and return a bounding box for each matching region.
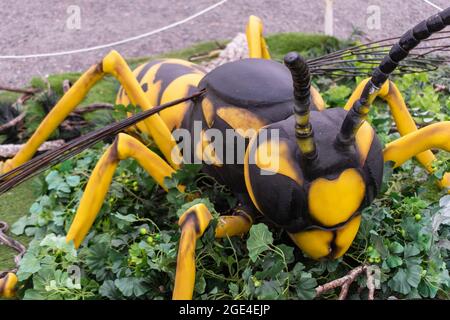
[265,32,343,60]
[0,178,40,270]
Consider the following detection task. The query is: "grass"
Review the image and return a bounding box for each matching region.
[0,32,343,272]
[0,178,41,270]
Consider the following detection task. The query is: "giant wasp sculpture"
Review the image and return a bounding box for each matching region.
[0,9,450,299]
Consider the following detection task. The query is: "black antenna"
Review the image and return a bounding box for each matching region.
[337,6,450,146]
[284,52,317,160]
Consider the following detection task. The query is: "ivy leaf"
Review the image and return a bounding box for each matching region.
[247,224,273,262]
[195,276,206,294]
[99,280,123,300]
[114,277,149,297]
[228,283,239,297]
[45,170,64,190]
[404,244,420,258]
[388,269,411,295]
[255,280,282,300]
[386,255,403,268]
[406,264,422,288]
[17,253,41,280]
[389,242,404,254]
[296,273,317,300]
[66,175,81,187]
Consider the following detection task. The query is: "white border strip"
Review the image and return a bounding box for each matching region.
[0,0,227,59]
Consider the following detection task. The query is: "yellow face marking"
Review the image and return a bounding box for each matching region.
[217,107,266,138]
[244,136,263,213]
[334,215,361,258]
[160,73,204,131]
[202,98,215,128]
[255,140,303,185]
[288,229,333,260]
[308,168,366,227]
[355,121,374,166]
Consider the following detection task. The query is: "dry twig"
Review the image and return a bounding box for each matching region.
[315,264,376,300]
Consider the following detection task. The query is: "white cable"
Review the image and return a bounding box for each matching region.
[422,0,443,11]
[0,0,228,59]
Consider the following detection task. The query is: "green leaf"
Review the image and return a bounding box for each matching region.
[99,280,123,300]
[195,276,206,294]
[296,273,317,300]
[45,170,64,190]
[17,253,41,280]
[66,175,81,187]
[388,269,411,295]
[406,264,422,288]
[114,277,149,297]
[247,224,274,262]
[386,255,403,268]
[389,242,404,254]
[404,244,420,258]
[255,280,282,300]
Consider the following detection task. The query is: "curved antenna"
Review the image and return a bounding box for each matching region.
[284,52,317,160]
[336,6,450,146]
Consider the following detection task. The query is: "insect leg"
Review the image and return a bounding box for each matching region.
[3,50,180,173]
[383,121,450,192]
[346,78,449,187]
[173,205,253,300]
[246,15,271,59]
[66,133,183,248]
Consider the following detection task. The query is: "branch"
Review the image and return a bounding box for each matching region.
[0,85,38,95]
[315,265,376,300]
[73,103,114,114]
[0,113,26,133]
[0,140,65,159]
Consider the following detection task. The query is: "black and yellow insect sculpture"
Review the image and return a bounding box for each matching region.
[1,10,450,299]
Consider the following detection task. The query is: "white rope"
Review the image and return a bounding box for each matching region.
[0,0,228,59]
[422,0,443,11]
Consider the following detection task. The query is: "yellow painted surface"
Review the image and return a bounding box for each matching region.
[0,273,18,298]
[355,121,374,166]
[308,169,366,227]
[384,122,450,168]
[334,215,361,258]
[160,73,204,131]
[310,86,326,111]
[173,203,213,300]
[66,145,119,248]
[289,229,333,260]
[215,214,252,238]
[202,97,215,128]
[244,136,263,213]
[255,140,303,185]
[246,15,271,59]
[102,50,181,168]
[217,107,266,137]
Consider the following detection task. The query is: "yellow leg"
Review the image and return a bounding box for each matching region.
[0,272,18,299]
[246,15,271,59]
[173,205,252,300]
[383,122,450,192]
[346,78,450,187]
[66,133,183,248]
[3,50,180,173]
[245,15,325,111]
